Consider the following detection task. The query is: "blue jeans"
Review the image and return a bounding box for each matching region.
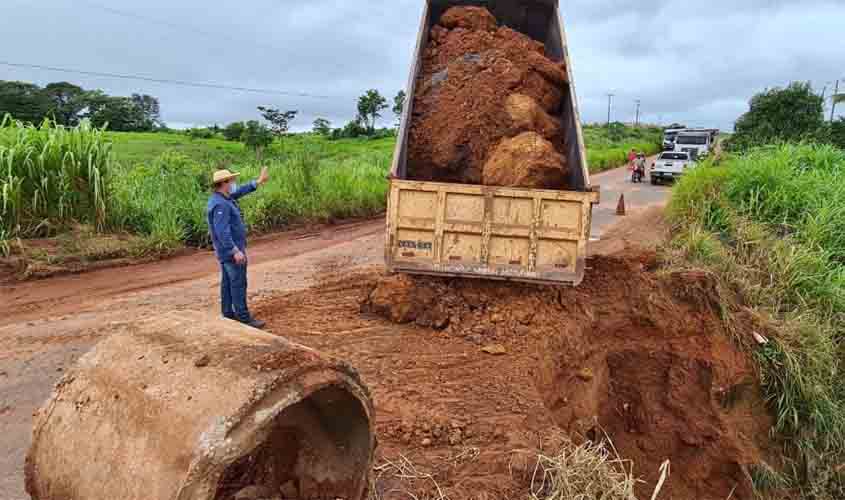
[221,260,251,323]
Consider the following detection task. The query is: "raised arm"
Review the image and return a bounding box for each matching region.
[231,167,269,200]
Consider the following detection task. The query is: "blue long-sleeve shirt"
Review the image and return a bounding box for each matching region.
[207,180,257,262]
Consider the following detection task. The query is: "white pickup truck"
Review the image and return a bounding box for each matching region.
[650,151,693,184]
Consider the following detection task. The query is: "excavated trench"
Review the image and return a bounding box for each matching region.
[363,253,777,499]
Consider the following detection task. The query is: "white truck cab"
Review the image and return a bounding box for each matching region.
[674,131,711,160]
[650,151,693,184]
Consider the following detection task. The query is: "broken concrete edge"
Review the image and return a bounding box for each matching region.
[177,369,376,500]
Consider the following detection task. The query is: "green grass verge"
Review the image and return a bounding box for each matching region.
[666,143,845,499]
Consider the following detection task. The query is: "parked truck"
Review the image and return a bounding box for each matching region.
[385,0,599,286]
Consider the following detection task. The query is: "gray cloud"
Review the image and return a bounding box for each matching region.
[1,0,842,132]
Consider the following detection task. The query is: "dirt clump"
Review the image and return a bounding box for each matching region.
[439,5,497,32]
[362,255,777,499]
[505,93,562,140]
[406,6,569,188]
[483,132,566,189]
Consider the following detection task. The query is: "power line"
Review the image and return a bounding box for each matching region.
[0,61,335,99]
[75,0,285,55]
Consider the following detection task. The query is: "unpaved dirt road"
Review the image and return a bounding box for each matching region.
[0,165,669,500]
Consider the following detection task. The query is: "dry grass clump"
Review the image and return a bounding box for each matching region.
[513,437,641,500]
[367,436,650,500]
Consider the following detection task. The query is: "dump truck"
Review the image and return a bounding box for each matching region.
[385,0,599,286]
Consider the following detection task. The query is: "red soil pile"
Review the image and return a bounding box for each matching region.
[406,6,569,187]
[363,254,777,499]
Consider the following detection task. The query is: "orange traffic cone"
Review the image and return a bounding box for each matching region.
[616,194,626,216]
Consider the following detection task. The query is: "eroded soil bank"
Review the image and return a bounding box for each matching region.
[362,252,776,499]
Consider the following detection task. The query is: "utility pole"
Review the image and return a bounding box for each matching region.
[634,100,641,127]
[831,79,840,122]
[606,93,614,127]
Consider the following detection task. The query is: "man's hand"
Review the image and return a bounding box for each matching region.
[257,166,270,186]
[233,250,246,265]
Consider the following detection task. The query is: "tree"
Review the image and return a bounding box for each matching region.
[728,82,825,151]
[131,94,162,131]
[84,93,147,131]
[223,121,245,141]
[43,82,86,126]
[241,120,274,151]
[312,117,332,136]
[257,106,298,136]
[0,81,53,124]
[357,89,388,134]
[393,90,406,128]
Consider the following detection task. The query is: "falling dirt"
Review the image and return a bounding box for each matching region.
[358,253,776,499]
[406,6,569,187]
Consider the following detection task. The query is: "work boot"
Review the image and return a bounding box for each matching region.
[244,318,266,330]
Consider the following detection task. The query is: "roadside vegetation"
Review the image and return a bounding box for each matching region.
[666,81,845,498]
[584,122,662,173]
[0,111,657,277]
[0,116,392,271]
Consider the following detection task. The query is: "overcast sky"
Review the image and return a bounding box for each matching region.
[2,0,843,131]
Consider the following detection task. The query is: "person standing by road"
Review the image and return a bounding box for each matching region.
[207,167,270,329]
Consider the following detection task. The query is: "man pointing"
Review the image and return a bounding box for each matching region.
[207,167,269,329]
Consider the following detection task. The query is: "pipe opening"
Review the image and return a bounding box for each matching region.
[214,385,371,500]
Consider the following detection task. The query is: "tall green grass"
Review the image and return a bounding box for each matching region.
[668,143,845,498]
[110,148,390,253]
[0,116,114,238]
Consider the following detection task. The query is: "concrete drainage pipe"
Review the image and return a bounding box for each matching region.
[25,311,376,500]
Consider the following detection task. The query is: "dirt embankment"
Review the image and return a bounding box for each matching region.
[362,253,776,499]
[406,6,569,189]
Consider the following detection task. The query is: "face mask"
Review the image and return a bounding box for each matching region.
[229,183,239,195]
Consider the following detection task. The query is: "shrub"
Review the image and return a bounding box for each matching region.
[223,121,246,141]
[726,82,826,152]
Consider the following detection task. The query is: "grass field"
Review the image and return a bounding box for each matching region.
[583,124,663,172]
[1,118,659,264]
[667,144,845,498]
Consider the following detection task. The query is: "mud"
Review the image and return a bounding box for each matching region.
[406,6,569,187]
[362,254,776,499]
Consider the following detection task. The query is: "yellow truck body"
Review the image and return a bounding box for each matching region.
[386,0,599,286]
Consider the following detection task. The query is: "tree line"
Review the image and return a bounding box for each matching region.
[204,88,407,150]
[1,79,410,146]
[0,80,162,132]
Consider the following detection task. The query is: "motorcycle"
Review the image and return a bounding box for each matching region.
[631,164,645,183]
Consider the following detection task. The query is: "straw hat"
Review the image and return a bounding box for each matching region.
[212,169,240,185]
